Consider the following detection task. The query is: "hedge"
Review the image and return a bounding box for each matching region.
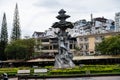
[0,65,120,76]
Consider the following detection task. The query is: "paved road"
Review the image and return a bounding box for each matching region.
[9,76,120,80]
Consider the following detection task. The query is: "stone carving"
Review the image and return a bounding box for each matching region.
[52,9,75,68]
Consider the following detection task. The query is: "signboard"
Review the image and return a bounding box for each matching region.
[34,69,47,73]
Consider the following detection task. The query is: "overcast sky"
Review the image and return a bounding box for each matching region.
[0,0,120,38]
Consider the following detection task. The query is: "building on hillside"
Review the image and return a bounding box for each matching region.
[72,17,115,37]
[32,31,45,49]
[67,19,87,37]
[32,31,45,38]
[93,17,115,33]
[44,28,59,38]
[115,12,120,31]
[43,15,115,38]
[76,32,120,55]
[32,15,117,56]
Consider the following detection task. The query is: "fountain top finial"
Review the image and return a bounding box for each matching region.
[58,9,66,14]
[56,9,70,21]
[52,9,74,31]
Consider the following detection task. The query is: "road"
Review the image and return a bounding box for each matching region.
[9,76,120,80]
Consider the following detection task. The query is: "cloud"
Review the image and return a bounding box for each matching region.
[34,0,61,8]
[0,0,120,38]
[34,0,120,13]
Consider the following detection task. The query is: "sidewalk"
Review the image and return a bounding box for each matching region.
[9,78,18,80]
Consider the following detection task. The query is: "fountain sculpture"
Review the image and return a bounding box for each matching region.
[52,9,75,68]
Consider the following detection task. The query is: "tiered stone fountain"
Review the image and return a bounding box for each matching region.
[52,9,75,68]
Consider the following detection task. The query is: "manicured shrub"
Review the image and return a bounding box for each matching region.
[0,64,120,76]
[0,68,18,76]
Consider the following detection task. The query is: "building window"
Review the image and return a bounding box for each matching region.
[42,46,49,50]
[69,40,73,43]
[37,39,41,43]
[95,36,99,40]
[95,36,104,42]
[84,37,88,42]
[80,44,83,50]
[101,36,104,40]
[50,45,52,49]
[41,39,49,42]
[70,44,73,49]
[90,51,94,54]
[79,38,83,41]
[84,43,89,50]
[53,45,58,49]
[73,44,76,49]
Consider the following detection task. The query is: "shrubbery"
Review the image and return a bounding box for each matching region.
[48,65,120,75]
[0,65,120,76]
[95,35,120,55]
[0,68,18,76]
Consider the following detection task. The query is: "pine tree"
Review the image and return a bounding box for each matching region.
[0,13,8,60]
[1,13,8,43]
[11,3,21,41]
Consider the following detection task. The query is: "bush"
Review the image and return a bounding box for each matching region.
[0,65,120,76]
[0,68,18,76]
[49,65,120,75]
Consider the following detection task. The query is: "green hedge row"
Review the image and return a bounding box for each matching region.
[48,65,120,75]
[0,65,120,76]
[0,68,18,76]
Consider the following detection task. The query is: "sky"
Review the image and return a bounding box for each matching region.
[0,0,120,38]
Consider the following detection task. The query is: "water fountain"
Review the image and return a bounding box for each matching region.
[52,9,75,68]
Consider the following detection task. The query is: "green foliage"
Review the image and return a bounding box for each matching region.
[0,68,18,76]
[45,66,54,69]
[0,13,8,60]
[1,13,8,43]
[95,35,120,55]
[5,38,35,60]
[11,3,21,41]
[49,65,120,75]
[0,65,120,76]
[5,43,27,59]
[49,69,85,75]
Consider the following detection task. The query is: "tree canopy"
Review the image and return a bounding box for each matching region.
[11,3,21,41]
[0,13,8,60]
[5,38,35,60]
[95,35,120,55]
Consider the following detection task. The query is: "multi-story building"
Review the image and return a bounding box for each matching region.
[33,30,119,56]
[73,17,115,36]
[68,19,87,37]
[32,31,45,38]
[44,28,59,38]
[115,12,120,31]
[77,32,120,55]
[44,16,115,37]
[32,15,117,56]
[32,31,77,57]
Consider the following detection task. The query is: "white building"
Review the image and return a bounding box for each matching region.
[44,28,59,38]
[73,17,115,36]
[44,17,115,38]
[115,12,120,31]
